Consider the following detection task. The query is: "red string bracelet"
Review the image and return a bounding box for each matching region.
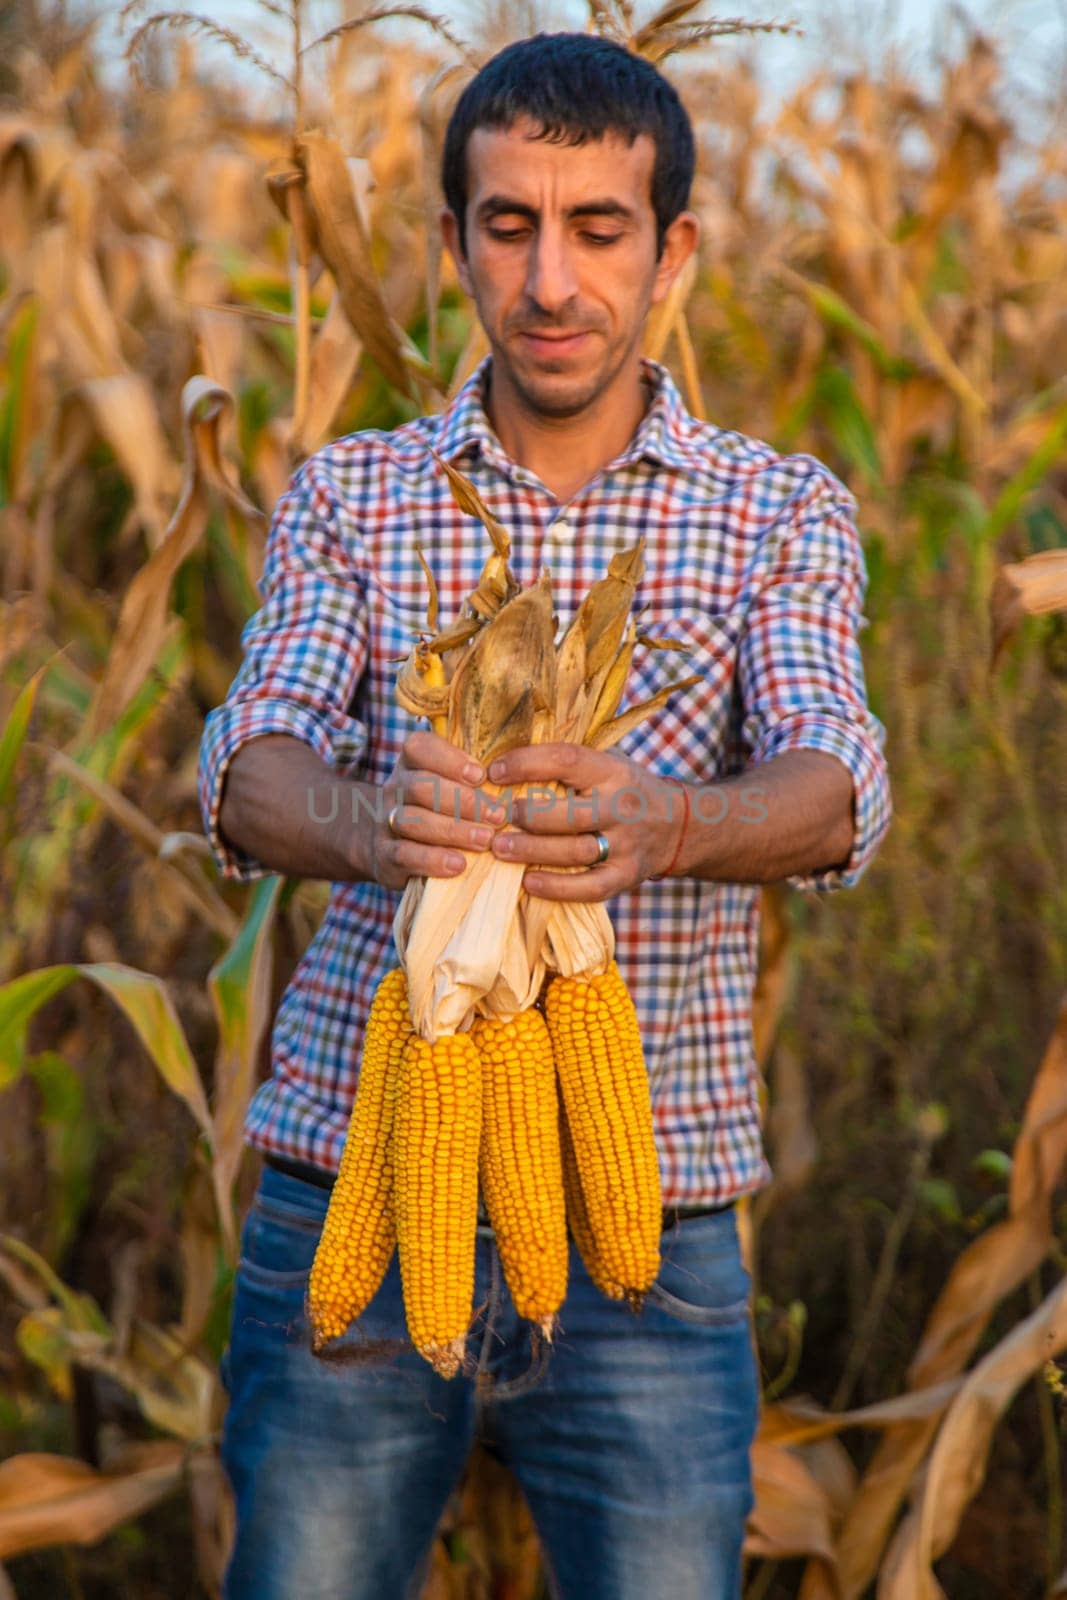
[650,778,691,882]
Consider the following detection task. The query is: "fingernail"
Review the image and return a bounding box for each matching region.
[486,805,507,823]
[489,759,506,780]
[447,853,465,871]
[495,835,513,854]
[464,761,484,783]
[470,827,491,848]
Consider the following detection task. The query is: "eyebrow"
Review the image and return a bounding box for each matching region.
[474,195,637,225]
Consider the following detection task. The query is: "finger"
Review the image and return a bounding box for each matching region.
[520,863,625,902]
[509,789,600,833]
[405,728,485,786]
[387,835,469,881]
[486,742,606,789]
[389,802,498,855]
[393,773,508,827]
[491,827,604,866]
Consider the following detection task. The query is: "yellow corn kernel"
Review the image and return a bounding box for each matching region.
[307,966,413,1351]
[471,1007,568,1337]
[558,1096,625,1302]
[421,643,449,737]
[542,960,661,1305]
[393,1029,483,1378]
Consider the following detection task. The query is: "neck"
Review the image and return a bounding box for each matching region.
[484,356,655,506]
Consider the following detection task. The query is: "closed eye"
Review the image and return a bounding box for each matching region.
[487,227,622,246]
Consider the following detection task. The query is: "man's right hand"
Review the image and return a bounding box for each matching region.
[365,730,509,891]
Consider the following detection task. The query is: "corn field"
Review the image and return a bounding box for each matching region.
[1,0,1067,1593]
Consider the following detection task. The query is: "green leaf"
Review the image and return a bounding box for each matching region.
[972,1149,1013,1185]
[0,660,46,818]
[978,400,1067,547]
[80,963,213,1145]
[814,366,883,486]
[0,966,80,1089]
[28,1052,96,1258]
[16,1307,74,1400]
[918,1178,962,1223]
[0,1237,110,1335]
[27,1051,84,1124]
[802,282,914,379]
[0,296,39,506]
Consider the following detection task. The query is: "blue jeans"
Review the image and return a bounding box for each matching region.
[220,1165,760,1600]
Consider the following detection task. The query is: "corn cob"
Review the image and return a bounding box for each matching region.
[307,966,413,1349]
[471,1007,569,1335]
[543,960,662,1306]
[393,1029,483,1377]
[558,1095,628,1301]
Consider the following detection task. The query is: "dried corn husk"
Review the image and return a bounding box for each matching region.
[392,454,699,1035]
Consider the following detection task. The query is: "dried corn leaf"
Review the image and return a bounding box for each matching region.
[760,1379,966,1449]
[427,613,484,654]
[43,748,237,942]
[208,876,284,1258]
[0,1442,185,1560]
[882,1269,1067,1598]
[554,538,646,743]
[395,570,557,1035]
[396,638,451,724]
[990,547,1067,671]
[642,252,697,363]
[291,289,363,460]
[632,0,705,43]
[543,896,616,978]
[465,552,517,621]
[813,995,1067,1598]
[746,1438,839,1585]
[299,129,414,400]
[80,374,178,548]
[586,615,637,739]
[431,446,511,558]
[588,673,703,751]
[89,376,265,736]
[394,846,527,1038]
[418,63,471,380]
[447,573,555,763]
[447,320,490,400]
[415,545,441,631]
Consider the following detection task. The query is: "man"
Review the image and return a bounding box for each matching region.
[198,30,891,1600]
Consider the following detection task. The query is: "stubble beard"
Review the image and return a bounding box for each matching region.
[484,321,644,422]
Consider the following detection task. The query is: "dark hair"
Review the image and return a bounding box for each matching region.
[442,32,695,261]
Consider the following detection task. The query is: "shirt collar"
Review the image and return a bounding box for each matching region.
[434,351,699,478]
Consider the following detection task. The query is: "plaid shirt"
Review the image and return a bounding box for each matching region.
[198,354,891,1204]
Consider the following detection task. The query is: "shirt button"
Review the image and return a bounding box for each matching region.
[548,517,571,542]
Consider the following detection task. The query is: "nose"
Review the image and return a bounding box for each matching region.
[524,225,579,318]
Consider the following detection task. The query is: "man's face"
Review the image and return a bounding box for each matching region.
[441,117,696,418]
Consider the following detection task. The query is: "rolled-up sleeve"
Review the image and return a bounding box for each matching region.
[738,463,891,893]
[197,452,372,883]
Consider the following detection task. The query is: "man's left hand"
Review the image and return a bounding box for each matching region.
[485,742,686,901]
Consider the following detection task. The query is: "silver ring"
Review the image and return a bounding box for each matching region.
[387,803,402,837]
[592,830,610,865]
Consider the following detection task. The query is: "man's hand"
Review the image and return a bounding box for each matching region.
[368,730,508,891]
[483,742,686,901]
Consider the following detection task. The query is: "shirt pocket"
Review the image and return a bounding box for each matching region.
[615,609,741,781]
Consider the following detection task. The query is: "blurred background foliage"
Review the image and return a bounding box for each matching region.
[1,0,1066,1594]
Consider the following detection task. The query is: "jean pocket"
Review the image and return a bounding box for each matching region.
[646,1210,752,1326]
[237,1185,329,1291]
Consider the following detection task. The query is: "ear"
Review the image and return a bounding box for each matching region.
[440,206,474,296]
[649,211,699,307]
